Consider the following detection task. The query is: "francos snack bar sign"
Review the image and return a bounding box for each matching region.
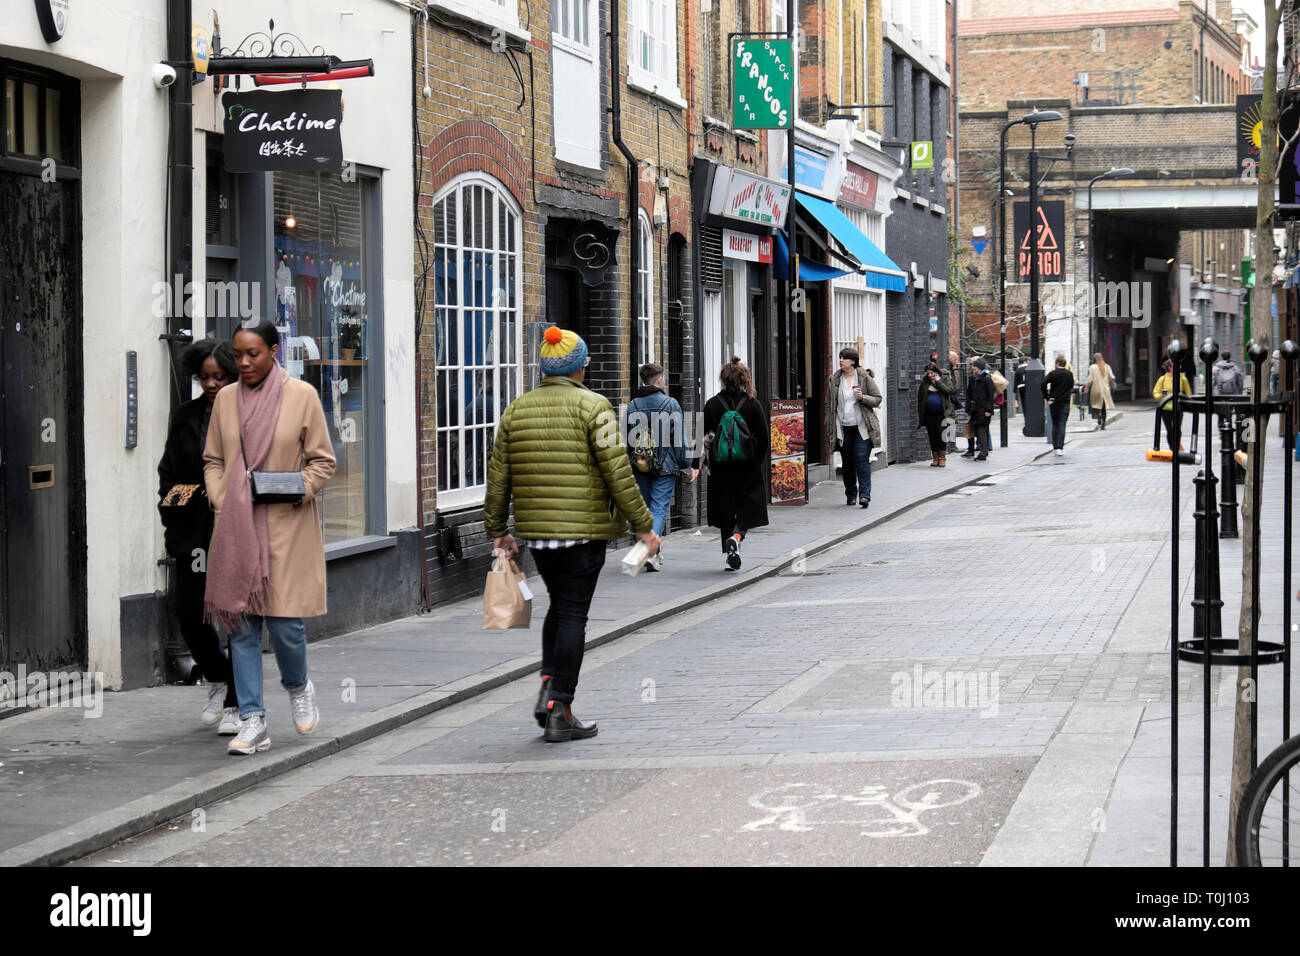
[221,89,344,173]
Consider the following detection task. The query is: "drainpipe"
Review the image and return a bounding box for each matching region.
[165,0,194,408]
[610,0,641,393]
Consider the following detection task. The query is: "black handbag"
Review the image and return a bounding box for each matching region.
[241,434,306,505]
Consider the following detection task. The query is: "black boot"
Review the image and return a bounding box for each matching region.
[543,701,598,742]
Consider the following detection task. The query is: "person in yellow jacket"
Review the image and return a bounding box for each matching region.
[1152,358,1191,450]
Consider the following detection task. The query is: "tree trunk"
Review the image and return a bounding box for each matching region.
[1225,0,1280,868]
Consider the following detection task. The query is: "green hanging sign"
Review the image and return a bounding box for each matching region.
[733,39,794,130]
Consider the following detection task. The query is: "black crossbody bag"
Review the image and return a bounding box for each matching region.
[240,433,306,505]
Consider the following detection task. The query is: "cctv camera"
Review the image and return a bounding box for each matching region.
[153,63,177,89]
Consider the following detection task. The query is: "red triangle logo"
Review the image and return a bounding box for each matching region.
[1020,206,1059,252]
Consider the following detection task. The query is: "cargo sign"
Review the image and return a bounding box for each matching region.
[722,229,772,263]
[708,168,792,227]
[1012,200,1065,281]
[733,39,794,129]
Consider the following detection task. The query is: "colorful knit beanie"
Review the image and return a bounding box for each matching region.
[540,326,589,376]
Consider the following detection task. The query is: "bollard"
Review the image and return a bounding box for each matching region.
[1192,471,1224,642]
[1218,415,1240,538]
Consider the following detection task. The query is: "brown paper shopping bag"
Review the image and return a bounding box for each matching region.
[482,553,533,629]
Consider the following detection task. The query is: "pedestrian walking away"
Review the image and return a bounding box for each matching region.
[916,360,956,466]
[1212,350,1244,396]
[486,326,659,742]
[946,350,965,453]
[157,338,242,736]
[1152,358,1192,451]
[1012,358,1029,418]
[824,347,883,505]
[963,356,995,460]
[705,357,769,571]
[1084,353,1115,430]
[625,361,698,572]
[1042,354,1075,455]
[203,320,336,756]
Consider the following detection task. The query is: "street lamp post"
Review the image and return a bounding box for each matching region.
[998,109,1063,445]
[1087,167,1134,370]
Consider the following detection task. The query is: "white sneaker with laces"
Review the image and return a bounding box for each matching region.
[217,707,243,736]
[1055,448,1064,457]
[227,715,270,755]
[200,683,226,726]
[645,552,664,572]
[289,679,319,735]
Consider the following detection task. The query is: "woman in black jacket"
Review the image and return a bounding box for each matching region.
[703,357,769,571]
[158,339,241,734]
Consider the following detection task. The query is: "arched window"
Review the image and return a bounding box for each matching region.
[431,173,523,508]
[638,210,654,366]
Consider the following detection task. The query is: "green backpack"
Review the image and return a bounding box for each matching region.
[713,397,755,463]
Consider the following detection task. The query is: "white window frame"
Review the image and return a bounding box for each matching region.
[432,172,524,510]
[628,0,685,108]
[638,210,655,366]
[552,0,601,169]
[429,0,530,43]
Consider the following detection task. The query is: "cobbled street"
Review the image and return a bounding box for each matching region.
[68,409,1268,868]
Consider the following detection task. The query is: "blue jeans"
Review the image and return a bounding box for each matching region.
[633,471,677,537]
[839,427,873,502]
[228,615,309,720]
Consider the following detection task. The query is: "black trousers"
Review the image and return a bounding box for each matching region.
[924,412,946,452]
[530,540,607,703]
[1159,409,1182,450]
[174,560,236,707]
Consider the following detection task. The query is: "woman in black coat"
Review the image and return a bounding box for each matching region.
[158,339,241,734]
[703,357,769,571]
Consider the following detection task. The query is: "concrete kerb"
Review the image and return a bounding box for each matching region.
[4,454,1047,867]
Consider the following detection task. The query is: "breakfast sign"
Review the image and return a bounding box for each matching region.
[221,89,344,173]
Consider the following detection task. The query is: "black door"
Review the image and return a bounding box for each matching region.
[0,169,86,671]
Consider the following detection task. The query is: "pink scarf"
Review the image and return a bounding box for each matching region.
[204,367,285,631]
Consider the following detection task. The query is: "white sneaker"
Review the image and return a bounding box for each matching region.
[217,707,243,736]
[1055,448,1064,457]
[288,679,319,735]
[227,715,270,755]
[645,552,663,572]
[200,683,226,726]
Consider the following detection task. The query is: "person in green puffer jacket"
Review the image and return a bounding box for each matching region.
[486,326,659,744]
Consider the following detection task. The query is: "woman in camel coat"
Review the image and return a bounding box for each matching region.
[1085,353,1116,430]
[204,320,335,755]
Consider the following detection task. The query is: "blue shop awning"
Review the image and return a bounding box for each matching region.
[773,230,852,282]
[793,192,909,292]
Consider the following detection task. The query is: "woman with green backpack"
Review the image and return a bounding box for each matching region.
[703,357,769,570]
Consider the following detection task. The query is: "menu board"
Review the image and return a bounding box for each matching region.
[769,399,806,505]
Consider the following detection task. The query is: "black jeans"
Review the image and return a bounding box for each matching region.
[529,540,607,703]
[1159,409,1182,450]
[839,427,873,502]
[1048,402,1070,450]
[924,412,946,452]
[174,560,236,707]
[972,413,991,456]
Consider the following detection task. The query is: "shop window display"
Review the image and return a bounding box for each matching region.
[272,170,375,543]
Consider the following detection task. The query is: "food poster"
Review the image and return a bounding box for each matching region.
[769,399,806,505]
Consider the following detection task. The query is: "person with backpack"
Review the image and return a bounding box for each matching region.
[626,362,698,572]
[1153,357,1192,451]
[823,347,883,508]
[1212,350,1244,396]
[704,357,769,571]
[1042,353,1075,456]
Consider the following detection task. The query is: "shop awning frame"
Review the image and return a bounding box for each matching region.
[794,192,909,292]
